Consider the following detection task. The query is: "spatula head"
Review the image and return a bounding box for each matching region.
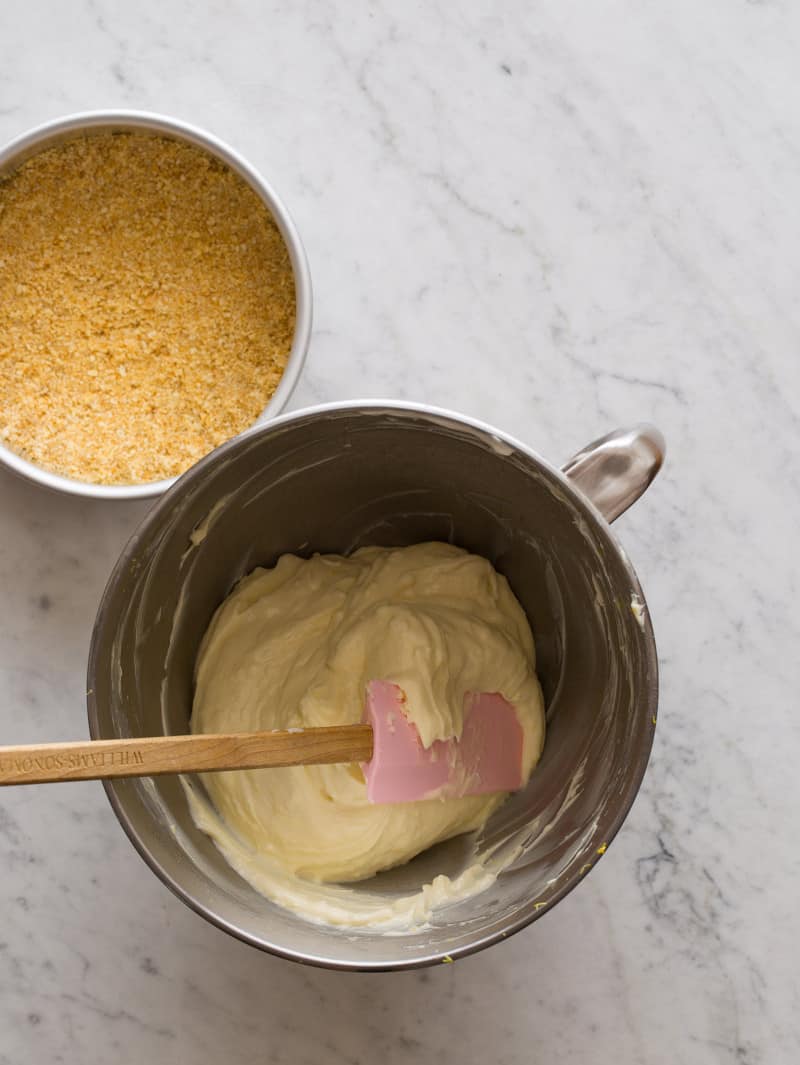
[363,680,524,804]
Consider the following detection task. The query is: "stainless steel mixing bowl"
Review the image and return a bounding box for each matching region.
[87,402,663,970]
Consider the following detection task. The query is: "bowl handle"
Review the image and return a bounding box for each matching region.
[561,424,665,524]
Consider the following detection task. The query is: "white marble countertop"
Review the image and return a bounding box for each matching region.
[1,2,799,1062]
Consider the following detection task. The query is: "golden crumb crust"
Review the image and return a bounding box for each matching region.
[0,132,296,484]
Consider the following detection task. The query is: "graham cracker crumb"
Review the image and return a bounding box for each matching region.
[0,131,296,484]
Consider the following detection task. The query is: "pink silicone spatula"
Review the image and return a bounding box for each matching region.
[0,681,524,804]
[362,681,524,802]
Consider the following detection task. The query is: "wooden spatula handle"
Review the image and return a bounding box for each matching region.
[0,725,375,786]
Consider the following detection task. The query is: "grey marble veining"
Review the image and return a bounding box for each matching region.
[1,1,799,1062]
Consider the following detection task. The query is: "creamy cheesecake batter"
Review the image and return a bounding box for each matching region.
[188,542,545,926]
